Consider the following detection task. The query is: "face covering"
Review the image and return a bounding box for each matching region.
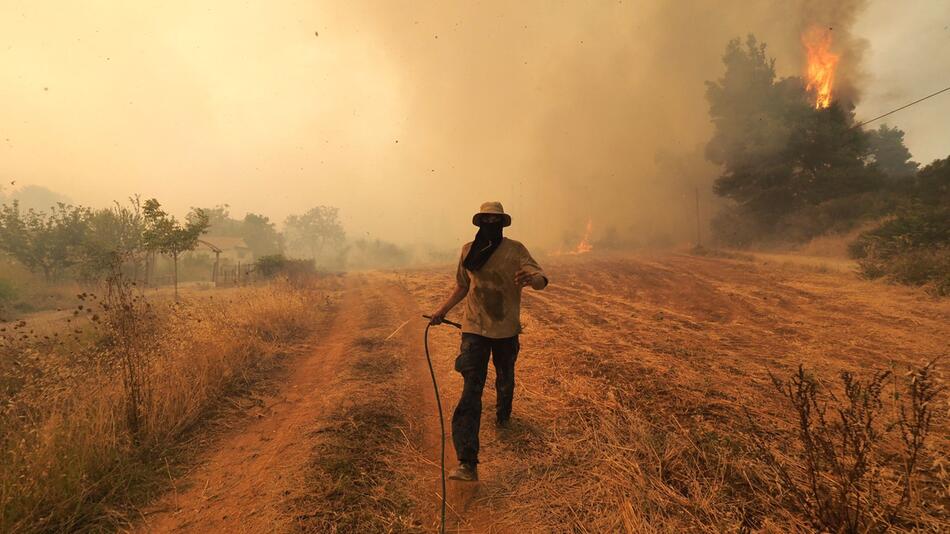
[463,222,503,271]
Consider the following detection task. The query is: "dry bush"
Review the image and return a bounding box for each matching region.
[747,362,945,533]
[0,276,333,532]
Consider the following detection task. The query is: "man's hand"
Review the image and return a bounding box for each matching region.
[515,269,539,288]
[428,311,445,325]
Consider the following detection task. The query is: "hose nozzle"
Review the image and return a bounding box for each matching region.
[423,315,462,329]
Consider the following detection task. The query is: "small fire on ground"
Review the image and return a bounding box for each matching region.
[802,25,839,109]
[556,218,594,256]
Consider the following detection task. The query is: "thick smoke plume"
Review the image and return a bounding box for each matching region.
[355,1,874,251]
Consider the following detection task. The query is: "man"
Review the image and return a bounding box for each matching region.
[429,201,548,482]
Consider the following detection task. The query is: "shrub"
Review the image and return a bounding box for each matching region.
[849,206,950,293]
[0,277,14,302]
[746,362,943,533]
[0,278,15,319]
[776,191,897,243]
[711,205,769,247]
[255,254,316,278]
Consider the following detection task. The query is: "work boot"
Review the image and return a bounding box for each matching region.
[448,463,478,482]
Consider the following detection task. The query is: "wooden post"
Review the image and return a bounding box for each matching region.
[695,186,702,248]
[144,252,151,287]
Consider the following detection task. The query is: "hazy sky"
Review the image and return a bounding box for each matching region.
[1,1,947,248]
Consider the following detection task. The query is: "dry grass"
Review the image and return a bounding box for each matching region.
[0,276,335,533]
[406,252,949,532]
[490,349,946,532]
[0,257,85,320]
[795,222,880,258]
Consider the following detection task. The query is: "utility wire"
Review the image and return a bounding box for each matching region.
[852,84,950,129]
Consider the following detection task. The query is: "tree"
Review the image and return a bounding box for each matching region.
[0,201,90,280]
[201,204,243,236]
[80,197,146,280]
[284,206,345,264]
[242,213,281,257]
[705,35,878,238]
[867,124,919,180]
[142,199,209,298]
[913,156,950,203]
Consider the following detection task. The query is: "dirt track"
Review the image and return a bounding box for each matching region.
[135,252,949,532]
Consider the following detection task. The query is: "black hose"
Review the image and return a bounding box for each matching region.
[423,323,446,534]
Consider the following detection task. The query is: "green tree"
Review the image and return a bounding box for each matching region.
[705,35,878,239]
[867,124,918,180]
[242,213,281,257]
[284,206,345,264]
[0,201,90,280]
[142,199,209,298]
[80,197,146,280]
[913,156,950,203]
[201,204,243,236]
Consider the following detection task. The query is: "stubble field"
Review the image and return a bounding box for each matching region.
[4,251,947,533]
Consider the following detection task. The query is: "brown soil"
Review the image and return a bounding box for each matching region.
[133,277,367,532]
[133,252,949,532]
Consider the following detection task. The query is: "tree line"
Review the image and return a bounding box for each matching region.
[0,198,208,293]
[200,204,345,264]
[0,196,349,292]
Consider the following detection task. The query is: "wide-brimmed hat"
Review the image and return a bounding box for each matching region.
[472,201,511,227]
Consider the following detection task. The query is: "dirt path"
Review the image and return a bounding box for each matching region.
[373,276,518,533]
[135,277,368,533]
[134,274,477,533]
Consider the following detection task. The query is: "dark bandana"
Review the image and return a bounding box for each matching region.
[463,223,503,271]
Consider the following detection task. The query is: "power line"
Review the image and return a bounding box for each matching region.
[852,84,950,129]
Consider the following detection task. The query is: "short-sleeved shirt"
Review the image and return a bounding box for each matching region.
[456,237,547,339]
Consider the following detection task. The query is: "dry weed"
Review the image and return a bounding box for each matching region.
[0,277,333,532]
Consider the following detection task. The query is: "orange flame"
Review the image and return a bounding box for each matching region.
[802,26,839,109]
[552,218,593,256]
[572,218,593,254]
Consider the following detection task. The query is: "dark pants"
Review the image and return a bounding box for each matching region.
[452,333,520,465]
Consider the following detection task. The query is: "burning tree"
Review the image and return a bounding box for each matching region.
[704,35,893,245]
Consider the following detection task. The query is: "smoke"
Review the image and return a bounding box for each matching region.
[361,1,873,250]
[0,0,876,254]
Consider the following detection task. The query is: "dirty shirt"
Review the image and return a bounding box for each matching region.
[456,238,546,339]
